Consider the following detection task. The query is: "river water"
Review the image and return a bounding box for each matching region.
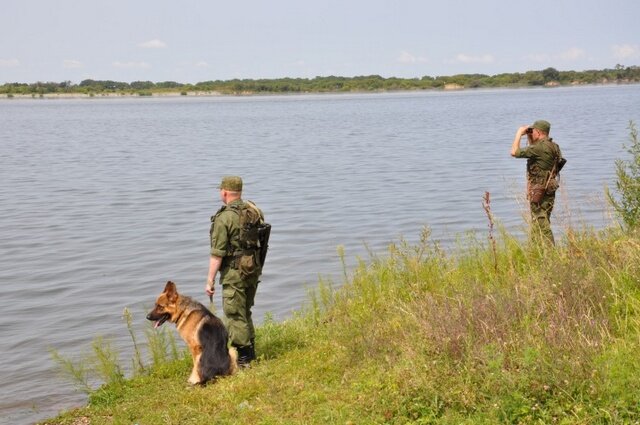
[0,85,638,424]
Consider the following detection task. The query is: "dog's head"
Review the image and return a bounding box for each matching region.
[146,281,180,328]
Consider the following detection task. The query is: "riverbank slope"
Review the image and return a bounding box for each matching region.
[42,225,640,424]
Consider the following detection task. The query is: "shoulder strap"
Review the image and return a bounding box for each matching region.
[210,205,226,223]
[544,139,565,190]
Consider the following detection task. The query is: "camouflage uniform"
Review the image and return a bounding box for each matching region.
[514,136,562,244]
[210,198,262,349]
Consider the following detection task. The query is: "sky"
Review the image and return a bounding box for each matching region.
[1,0,639,84]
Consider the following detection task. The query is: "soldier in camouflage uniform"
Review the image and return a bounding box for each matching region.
[510,120,563,245]
[205,176,263,366]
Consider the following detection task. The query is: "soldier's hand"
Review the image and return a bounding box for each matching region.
[205,280,215,297]
[517,125,529,137]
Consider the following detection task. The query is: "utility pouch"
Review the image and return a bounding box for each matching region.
[238,252,258,279]
[529,185,546,204]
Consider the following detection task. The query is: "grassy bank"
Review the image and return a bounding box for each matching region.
[43,223,640,424]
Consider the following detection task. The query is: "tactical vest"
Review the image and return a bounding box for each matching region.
[526,138,563,185]
[210,201,271,279]
[526,138,566,202]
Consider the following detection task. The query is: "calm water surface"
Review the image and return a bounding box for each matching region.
[1,86,638,424]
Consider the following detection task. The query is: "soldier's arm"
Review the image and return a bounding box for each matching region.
[206,255,223,295]
[511,126,530,157]
[206,213,231,295]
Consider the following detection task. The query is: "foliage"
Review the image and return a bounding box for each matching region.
[49,348,92,394]
[90,337,125,386]
[144,322,180,368]
[49,310,181,396]
[542,67,561,82]
[607,121,640,229]
[3,66,640,97]
[49,337,124,395]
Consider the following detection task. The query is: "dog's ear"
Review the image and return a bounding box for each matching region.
[164,281,179,302]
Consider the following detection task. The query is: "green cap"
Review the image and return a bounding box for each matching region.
[218,176,243,192]
[531,120,551,134]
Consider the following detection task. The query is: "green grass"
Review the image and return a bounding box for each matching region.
[42,223,640,424]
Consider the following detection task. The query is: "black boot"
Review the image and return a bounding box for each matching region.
[235,344,253,368]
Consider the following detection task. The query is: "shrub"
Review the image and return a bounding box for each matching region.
[607,121,640,229]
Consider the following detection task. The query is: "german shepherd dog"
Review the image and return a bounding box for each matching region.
[147,281,238,384]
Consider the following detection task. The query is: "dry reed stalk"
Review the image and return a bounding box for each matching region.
[482,191,498,272]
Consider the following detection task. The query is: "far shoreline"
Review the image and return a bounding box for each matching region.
[1,81,639,101]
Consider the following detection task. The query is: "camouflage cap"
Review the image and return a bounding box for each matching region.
[218,176,243,192]
[531,120,551,134]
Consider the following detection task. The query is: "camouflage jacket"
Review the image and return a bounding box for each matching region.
[514,137,562,185]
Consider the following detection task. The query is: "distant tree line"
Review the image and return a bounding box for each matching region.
[2,65,640,96]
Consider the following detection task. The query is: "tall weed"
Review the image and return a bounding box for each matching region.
[49,349,92,394]
[50,337,123,395]
[90,336,124,385]
[123,307,144,374]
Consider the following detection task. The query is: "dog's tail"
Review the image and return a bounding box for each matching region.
[198,320,234,382]
[228,346,238,375]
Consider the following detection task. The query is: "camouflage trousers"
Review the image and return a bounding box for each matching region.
[530,192,555,245]
[222,282,258,347]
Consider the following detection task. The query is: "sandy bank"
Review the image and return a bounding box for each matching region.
[0,91,222,100]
